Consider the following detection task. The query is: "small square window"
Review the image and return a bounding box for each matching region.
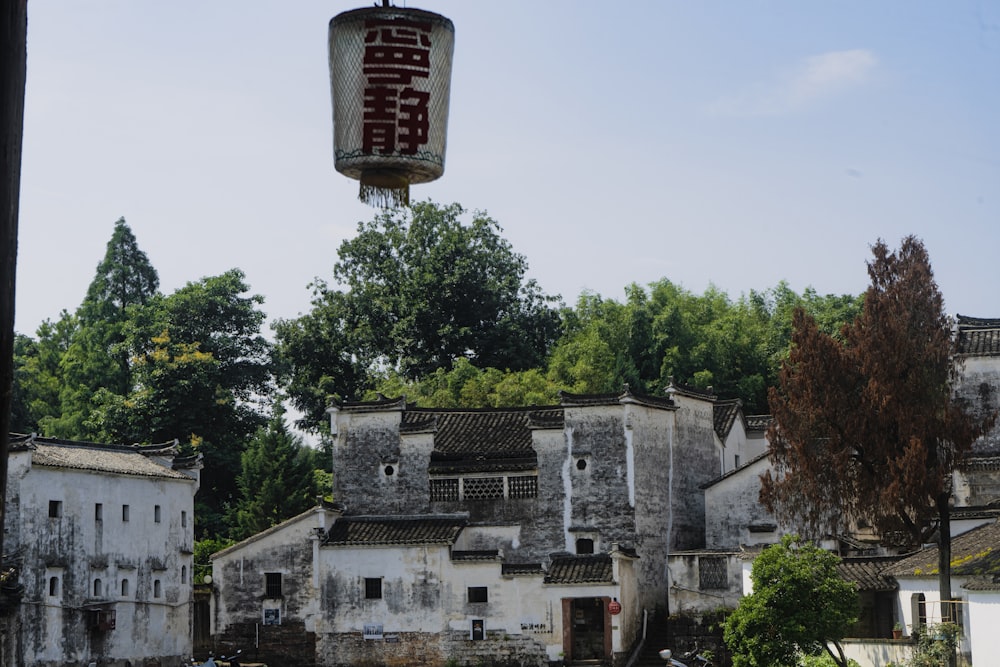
[699,556,728,590]
[48,500,62,518]
[265,572,282,598]
[575,538,595,555]
[122,504,130,522]
[95,503,103,521]
[468,586,488,603]
[154,505,161,523]
[364,577,382,600]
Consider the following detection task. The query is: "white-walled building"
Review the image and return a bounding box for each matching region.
[3,434,200,667]
[211,386,720,667]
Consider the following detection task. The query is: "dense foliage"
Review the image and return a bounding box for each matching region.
[12,206,862,541]
[274,201,563,427]
[723,535,858,667]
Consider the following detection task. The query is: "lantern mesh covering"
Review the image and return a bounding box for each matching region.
[329,7,455,208]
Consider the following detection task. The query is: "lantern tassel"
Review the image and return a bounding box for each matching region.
[359,183,410,208]
[359,169,411,208]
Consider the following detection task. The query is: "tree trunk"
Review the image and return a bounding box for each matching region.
[0,0,28,563]
[937,491,956,667]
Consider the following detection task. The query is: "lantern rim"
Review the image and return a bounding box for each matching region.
[330,6,454,33]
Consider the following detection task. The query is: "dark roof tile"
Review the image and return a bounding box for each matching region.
[956,315,1000,356]
[838,557,901,591]
[713,399,743,440]
[544,554,614,584]
[745,415,773,433]
[883,520,1000,578]
[324,515,466,547]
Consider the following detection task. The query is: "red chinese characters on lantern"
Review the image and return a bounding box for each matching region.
[362,18,433,156]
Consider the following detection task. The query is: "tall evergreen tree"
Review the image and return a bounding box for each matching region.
[762,236,995,635]
[230,408,319,541]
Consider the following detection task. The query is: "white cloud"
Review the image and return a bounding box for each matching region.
[710,49,878,116]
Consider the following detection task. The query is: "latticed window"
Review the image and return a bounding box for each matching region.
[265,572,282,598]
[430,478,459,501]
[462,477,504,500]
[699,556,727,590]
[508,475,538,499]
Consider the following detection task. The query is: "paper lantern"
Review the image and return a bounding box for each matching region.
[329,5,455,207]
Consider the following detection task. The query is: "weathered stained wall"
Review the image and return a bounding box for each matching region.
[704,456,780,549]
[955,355,1000,454]
[7,452,196,666]
[314,541,636,666]
[666,552,744,615]
[212,508,335,664]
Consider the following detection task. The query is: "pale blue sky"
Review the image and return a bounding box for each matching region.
[16,1,1000,336]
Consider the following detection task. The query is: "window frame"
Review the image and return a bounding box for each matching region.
[364,577,382,600]
[467,586,489,604]
[265,572,283,599]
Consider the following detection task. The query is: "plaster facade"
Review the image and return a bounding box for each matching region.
[3,434,199,667]
[211,386,721,666]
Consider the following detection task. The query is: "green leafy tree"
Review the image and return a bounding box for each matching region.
[230,409,319,541]
[371,358,560,408]
[762,237,994,640]
[96,269,273,537]
[723,534,858,667]
[276,201,561,428]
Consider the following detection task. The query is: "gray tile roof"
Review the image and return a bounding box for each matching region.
[544,554,614,585]
[403,407,562,473]
[713,399,743,440]
[883,520,1000,580]
[12,434,192,481]
[451,550,500,562]
[323,515,466,547]
[838,557,901,591]
[956,315,1000,356]
[502,563,544,576]
[560,388,676,410]
[745,415,773,433]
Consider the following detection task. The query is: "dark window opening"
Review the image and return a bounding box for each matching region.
[122,504,130,522]
[384,464,394,476]
[48,500,62,518]
[576,538,595,555]
[48,576,59,597]
[576,458,587,471]
[468,586,488,603]
[154,504,161,523]
[95,503,103,521]
[365,577,382,600]
[699,556,728,590]
[265,572,282,598]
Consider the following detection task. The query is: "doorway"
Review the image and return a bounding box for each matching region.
[563,597,610,663]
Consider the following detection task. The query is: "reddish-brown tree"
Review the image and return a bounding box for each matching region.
[762,236,994,632]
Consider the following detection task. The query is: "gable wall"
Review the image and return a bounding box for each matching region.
[955,355,1000,454]
[8,460,195,666]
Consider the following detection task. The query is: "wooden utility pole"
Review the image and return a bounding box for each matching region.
[1,0,28,563]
